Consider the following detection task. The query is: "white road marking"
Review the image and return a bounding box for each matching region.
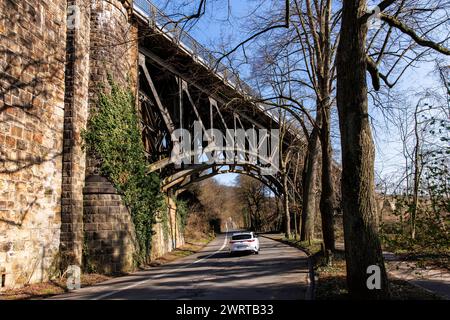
[90,223,229,300]
[193,225,229,264]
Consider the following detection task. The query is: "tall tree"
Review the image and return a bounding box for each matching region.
[337,0,450,298]
[240,0,339,249]
[336,0,390,299]
[293,0,337,250]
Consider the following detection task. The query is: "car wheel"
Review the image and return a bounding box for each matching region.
[255,250,259,254]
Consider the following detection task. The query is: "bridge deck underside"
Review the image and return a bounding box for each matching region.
[134,11,300,197]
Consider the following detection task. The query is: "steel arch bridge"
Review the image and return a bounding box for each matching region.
[133,0,302,198]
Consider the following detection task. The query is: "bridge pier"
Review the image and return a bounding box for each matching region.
[59,0,91,272]
[60,0,139,274]
[83,175,136,274]
[150,194,185,261]
[80,0,139,274]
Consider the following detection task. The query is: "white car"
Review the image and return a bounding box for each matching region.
[229,232,260,255]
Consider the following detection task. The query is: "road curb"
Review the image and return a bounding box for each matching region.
[261,235,316,300]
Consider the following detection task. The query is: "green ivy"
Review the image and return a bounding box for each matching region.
[82,80,165,264]
[160,204,170,242]
[175,199,188,233]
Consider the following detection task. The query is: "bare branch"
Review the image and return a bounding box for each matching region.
[214,1,290,68]
[380,14,450,55]
[366,55,394,91]
[360,0,398,23]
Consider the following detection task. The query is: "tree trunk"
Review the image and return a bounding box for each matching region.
[293,197,298,240]
[336,0,390,299]
[319,99,336,252]
[283,172,291,238]
[275,197,282,232]
[248,200,255,231]
[293,153,301,239]
[301,126,320,242]
[411,103,421,240]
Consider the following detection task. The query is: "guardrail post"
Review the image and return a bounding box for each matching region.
[149,3,156,28]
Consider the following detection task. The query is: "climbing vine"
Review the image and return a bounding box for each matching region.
[175,199,188,233]
[82,80,166,264]
[160,204,171,242]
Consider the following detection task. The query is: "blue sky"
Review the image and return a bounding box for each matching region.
[152,0,448,187]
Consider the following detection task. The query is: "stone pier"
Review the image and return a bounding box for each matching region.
[0,0,184,290]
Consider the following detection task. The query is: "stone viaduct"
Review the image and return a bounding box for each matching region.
[0,0,296,289]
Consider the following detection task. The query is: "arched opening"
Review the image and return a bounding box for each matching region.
[170,169,287,240]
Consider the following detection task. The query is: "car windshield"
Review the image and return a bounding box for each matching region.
[232,234,252,240]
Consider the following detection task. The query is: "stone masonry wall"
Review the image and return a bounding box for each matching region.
[0,0,185,289]
[88,0,137,113]
[83,175,135,274]
[60,0,91,270]
[0,0,67,289]
[81,0,139,274]
[85,0,138,176]
[151,196,185,260]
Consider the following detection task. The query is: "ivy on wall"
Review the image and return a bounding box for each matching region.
[83,80,166,264]
[160,202,171,243]
[175,199,188,233]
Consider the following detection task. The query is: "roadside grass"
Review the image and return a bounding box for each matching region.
[0,234,214,300]
[393,251,449,271]
[282,238,323,256]
[261,233,323,256]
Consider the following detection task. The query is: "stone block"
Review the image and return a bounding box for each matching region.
[108,206,120,214]
[97,206,109,215]
[84,223,98,232]
[98,222,113,231]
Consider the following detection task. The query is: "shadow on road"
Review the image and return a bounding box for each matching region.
[196,251,256,259]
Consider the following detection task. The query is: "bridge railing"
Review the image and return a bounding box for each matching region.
[133,0,257,98]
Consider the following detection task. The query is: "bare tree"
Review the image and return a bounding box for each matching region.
[336,0,449,299]
[243,0,339,249]
[237,175,272,231]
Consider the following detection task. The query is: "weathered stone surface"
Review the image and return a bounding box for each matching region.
[0,0,184,290]
[0,0,66,289]
[83,175,136,274]
[151,196,185,260]
[60,0,91,271]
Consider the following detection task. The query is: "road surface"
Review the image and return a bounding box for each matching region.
[51,233,310,300]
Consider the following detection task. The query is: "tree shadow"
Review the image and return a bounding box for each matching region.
[0,196,36,227]
[0,47,64,174]
[196,251,255,259]
[0,2,66,174]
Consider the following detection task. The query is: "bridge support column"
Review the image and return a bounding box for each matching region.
[83,176,136,274]
[60,0,91,271]
[80,0,139,273]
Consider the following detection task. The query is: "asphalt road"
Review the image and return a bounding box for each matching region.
[51,233,310,300]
